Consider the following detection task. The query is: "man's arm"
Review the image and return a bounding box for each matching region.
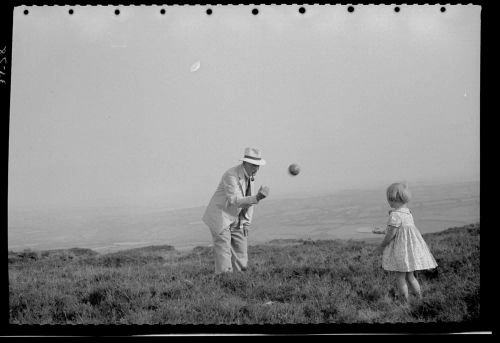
[223,174,259,208]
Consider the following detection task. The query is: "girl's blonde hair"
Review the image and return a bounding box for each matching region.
[386,182,411,204]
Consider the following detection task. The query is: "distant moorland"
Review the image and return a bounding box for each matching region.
[8,223,479,325]
[8,181,480,253]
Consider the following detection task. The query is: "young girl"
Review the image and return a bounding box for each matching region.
[375,182,438,303]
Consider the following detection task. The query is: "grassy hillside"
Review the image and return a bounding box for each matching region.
[8,223,480,325]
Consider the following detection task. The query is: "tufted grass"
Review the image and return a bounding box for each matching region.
[8,224,480,325]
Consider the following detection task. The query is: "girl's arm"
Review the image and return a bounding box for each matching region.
[379,225,398,249]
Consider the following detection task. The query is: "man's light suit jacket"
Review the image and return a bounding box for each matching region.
[202,164,259,235]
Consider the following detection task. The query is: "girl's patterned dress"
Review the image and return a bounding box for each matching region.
[382,207,438,272]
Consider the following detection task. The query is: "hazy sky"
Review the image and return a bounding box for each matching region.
[8,5,480,212]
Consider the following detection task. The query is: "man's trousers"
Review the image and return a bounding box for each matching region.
[210,222,248,274]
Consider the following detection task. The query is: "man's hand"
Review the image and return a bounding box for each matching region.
[256,185,270,201]
[243,227,249,237]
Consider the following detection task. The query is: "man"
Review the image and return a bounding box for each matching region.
[202,147,270,274]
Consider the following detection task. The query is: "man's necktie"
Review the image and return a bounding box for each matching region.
[245,177,251,196]
[240,177,251,218]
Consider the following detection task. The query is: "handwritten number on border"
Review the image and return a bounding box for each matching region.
[0,46,6,84]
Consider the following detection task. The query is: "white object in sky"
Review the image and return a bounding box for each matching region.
[190,61,201,72]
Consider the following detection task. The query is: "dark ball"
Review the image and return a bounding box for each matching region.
[288,163,300,176]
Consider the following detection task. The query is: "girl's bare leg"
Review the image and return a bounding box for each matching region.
[396,272,409,302]
[406,272,422,300]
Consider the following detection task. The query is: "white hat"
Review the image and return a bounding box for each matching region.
[239,147,266,166]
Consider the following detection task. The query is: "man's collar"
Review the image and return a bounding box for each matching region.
[241,164,251,180]
[238,164,249,180]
